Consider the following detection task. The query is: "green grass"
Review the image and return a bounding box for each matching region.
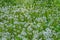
[0,0,60,40]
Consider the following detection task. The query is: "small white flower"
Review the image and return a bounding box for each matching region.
[27,26,32,31]
[43,28,53,38]
[11,38,14,40]
[35,18,41,22]
[39,38,42,40]
[13,8,20,13]
[14,21,19,24]
[2,37,7,40]
[22,37,28,40]
[21,28,27,36]
[0,22,3,24]
[46,38,53,40]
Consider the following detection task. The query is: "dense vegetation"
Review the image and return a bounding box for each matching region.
[0,0,60,40]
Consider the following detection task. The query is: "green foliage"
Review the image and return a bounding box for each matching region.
[0,0,60,40]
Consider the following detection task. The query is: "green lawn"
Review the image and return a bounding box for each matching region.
[0,0,60,40]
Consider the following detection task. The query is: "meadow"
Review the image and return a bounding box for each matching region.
[0,0,60,40]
